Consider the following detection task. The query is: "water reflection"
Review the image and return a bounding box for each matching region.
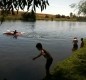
[69,22,76,27]
[13,35,18,39]
[31,22,35,31]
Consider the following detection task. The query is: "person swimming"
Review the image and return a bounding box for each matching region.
[72,37,78,51]
[13,30,17,35]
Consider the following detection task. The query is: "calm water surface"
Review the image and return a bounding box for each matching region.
[0,21,86,80]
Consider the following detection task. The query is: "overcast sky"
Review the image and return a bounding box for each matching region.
[36,0,81,16]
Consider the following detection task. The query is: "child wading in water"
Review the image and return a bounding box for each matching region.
[80,38,84,48]
[33,43,53,76]
[72,37,78,51]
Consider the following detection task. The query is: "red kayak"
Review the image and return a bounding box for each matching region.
[3,32,22,36]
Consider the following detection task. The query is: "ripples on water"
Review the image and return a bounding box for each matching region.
[1,21,86,40]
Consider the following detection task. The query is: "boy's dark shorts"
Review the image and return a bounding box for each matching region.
[46,58,53,70]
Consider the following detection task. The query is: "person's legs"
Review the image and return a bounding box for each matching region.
[45,58,53,76]
[73,44,78,51]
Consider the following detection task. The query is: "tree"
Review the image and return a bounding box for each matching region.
[0,0,49,14]
[70,0,86,15]
[22,10,36,21]
[55,14,61,18]
[70,12,73,17]
[61,15,65,18]
[0,0,49,23]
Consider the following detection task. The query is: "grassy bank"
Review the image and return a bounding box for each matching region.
[0,11,86,21]
[44,39,86,80]
[0,11,77,21]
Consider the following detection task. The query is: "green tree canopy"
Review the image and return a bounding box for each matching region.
[0,0,49,23]
[0,0,49,14]
[70,0,86,15]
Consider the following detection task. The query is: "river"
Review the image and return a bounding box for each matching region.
[0,21,86,80]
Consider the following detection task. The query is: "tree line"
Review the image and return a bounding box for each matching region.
[0,0,86,22]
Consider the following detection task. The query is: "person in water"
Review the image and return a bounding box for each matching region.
[72,37,78,51]
[80,38,84,48]
[33,43,53,76]
[13,30,17,35]
[13,30,18,39]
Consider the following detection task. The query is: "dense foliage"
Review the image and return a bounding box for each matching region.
[0,0,49,14]
[22,10,36,21]
[0,0,49,22]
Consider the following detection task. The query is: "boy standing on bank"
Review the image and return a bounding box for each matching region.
[33,43,53,76]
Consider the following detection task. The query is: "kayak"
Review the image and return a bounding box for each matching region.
[3,32,22,36]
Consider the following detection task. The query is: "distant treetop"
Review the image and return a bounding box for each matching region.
[70,0,86,15]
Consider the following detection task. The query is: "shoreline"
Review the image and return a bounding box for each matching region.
[0,12,86,22]
[44,39,86,80]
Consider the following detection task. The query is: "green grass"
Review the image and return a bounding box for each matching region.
[44,39,86,80]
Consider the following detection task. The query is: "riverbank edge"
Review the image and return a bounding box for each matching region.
[0,16,77,21]
[0,12,85,22]
[44,39,86,80]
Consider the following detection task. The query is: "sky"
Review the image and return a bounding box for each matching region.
[36,0,81,16]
